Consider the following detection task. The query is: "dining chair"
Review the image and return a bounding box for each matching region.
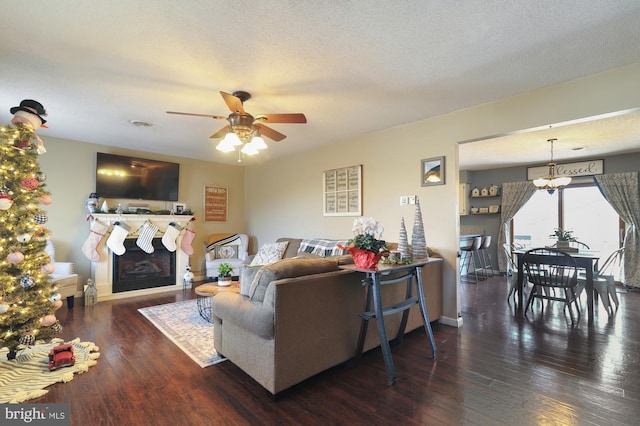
[522,247,581,323]
[576,247,624,317]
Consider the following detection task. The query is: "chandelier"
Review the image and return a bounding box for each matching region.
[214,112,267,159]
[533,138,571,194]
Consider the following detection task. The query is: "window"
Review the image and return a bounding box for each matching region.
[513,183,621,254]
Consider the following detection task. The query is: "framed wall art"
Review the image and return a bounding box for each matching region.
[323,165,362,216]
[421,156,445,186]
[172,203,187,214]
[203,185,228,222]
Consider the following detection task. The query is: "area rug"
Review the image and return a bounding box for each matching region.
[138,299,225,368]
[0,338,100,403]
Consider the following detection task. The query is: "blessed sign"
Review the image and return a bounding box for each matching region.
[527,159,603,181]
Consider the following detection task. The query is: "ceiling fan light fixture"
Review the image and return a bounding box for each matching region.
[223,132,242,146]
[251,135,267,150]
[533,138,572,194]
[216,139,235,152]
[241,142,259,156]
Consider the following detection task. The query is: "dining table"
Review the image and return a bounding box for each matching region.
[514,249,600,326]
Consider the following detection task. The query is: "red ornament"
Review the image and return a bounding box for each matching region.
[21,177,39,190]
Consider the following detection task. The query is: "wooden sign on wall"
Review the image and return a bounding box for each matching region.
[204,185,228,222]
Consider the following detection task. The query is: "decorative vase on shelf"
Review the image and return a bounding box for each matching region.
[557,241,571,250]
[344,246,383,269]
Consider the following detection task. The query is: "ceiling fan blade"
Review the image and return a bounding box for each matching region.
[209,125,231,139]
[255,123,286,141]
[220,91,245,114]
[255,113,307,124]
[166,111,227,119]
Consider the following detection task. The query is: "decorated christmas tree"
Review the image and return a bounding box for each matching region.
[0,100,62,360]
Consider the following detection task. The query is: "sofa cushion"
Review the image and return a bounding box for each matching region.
[298,238,348,258]
[250,241,289,265]
[276,238,302,259]
[239,264,262,296]
[248,257,340,302]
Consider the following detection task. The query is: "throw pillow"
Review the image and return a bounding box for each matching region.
[214,244,238,259]
[239,264,262,296]
[298,238,349,257]
[250,241,289,265]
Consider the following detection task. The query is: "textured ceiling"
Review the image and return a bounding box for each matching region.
[1,1,640,168]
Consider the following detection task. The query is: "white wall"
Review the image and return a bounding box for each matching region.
[245,62,640,326]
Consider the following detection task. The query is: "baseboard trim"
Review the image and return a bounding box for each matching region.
[439,316,463,328]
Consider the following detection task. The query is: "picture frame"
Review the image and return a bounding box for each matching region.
[323,165,362,216]
[421,156,445,186]
[172,203,187,214]
[203,185,228,222]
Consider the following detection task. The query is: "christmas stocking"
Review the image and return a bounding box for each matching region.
[82,219,109,261]
[180,225,196,255]
[106,221,131,255]
[137,221,159,254]
[162,222,182,252]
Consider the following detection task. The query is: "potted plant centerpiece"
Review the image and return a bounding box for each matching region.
[551,228,576,250]
[217,262,234,286]
[339,217,387,269]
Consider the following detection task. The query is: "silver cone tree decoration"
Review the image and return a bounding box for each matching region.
[398,217,411,259]
[411,197,429,259]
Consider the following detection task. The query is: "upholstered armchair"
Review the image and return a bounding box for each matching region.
[45,240,79,308]
[204,234,249,281]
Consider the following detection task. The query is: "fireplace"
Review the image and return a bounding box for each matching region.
[89,213,193,301]
[112,239,176,293]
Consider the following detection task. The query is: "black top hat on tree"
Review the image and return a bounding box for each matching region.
[10,99,47,128]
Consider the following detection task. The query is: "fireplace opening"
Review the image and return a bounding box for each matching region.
[112,239,176,293]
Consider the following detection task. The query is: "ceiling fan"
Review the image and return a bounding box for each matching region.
[167,91,306,158]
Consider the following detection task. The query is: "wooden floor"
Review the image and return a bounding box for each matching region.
[32,276,640,425]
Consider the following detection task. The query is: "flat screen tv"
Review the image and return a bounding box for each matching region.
[95,153,179,201]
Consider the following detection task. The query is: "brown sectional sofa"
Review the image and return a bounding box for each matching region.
[211,237,443,395]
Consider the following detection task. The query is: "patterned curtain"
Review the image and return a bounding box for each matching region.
[595,172,640,288]
[497,181,537,272]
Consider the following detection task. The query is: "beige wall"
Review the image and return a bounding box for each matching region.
[38,138,245,287]
[245,62,640,326]
[34,62,640,322]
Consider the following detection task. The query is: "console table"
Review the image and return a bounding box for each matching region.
[339,259,437,385]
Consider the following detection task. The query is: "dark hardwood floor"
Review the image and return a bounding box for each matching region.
[32,276,640,425]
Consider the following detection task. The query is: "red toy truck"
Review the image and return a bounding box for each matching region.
[48,344,76,371]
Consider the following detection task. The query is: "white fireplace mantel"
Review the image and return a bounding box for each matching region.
[89,213,194,301]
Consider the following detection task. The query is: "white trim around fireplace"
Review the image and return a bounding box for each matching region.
[89,214,194,301]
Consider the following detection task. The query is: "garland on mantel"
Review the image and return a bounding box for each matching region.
[94,209,194,216]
